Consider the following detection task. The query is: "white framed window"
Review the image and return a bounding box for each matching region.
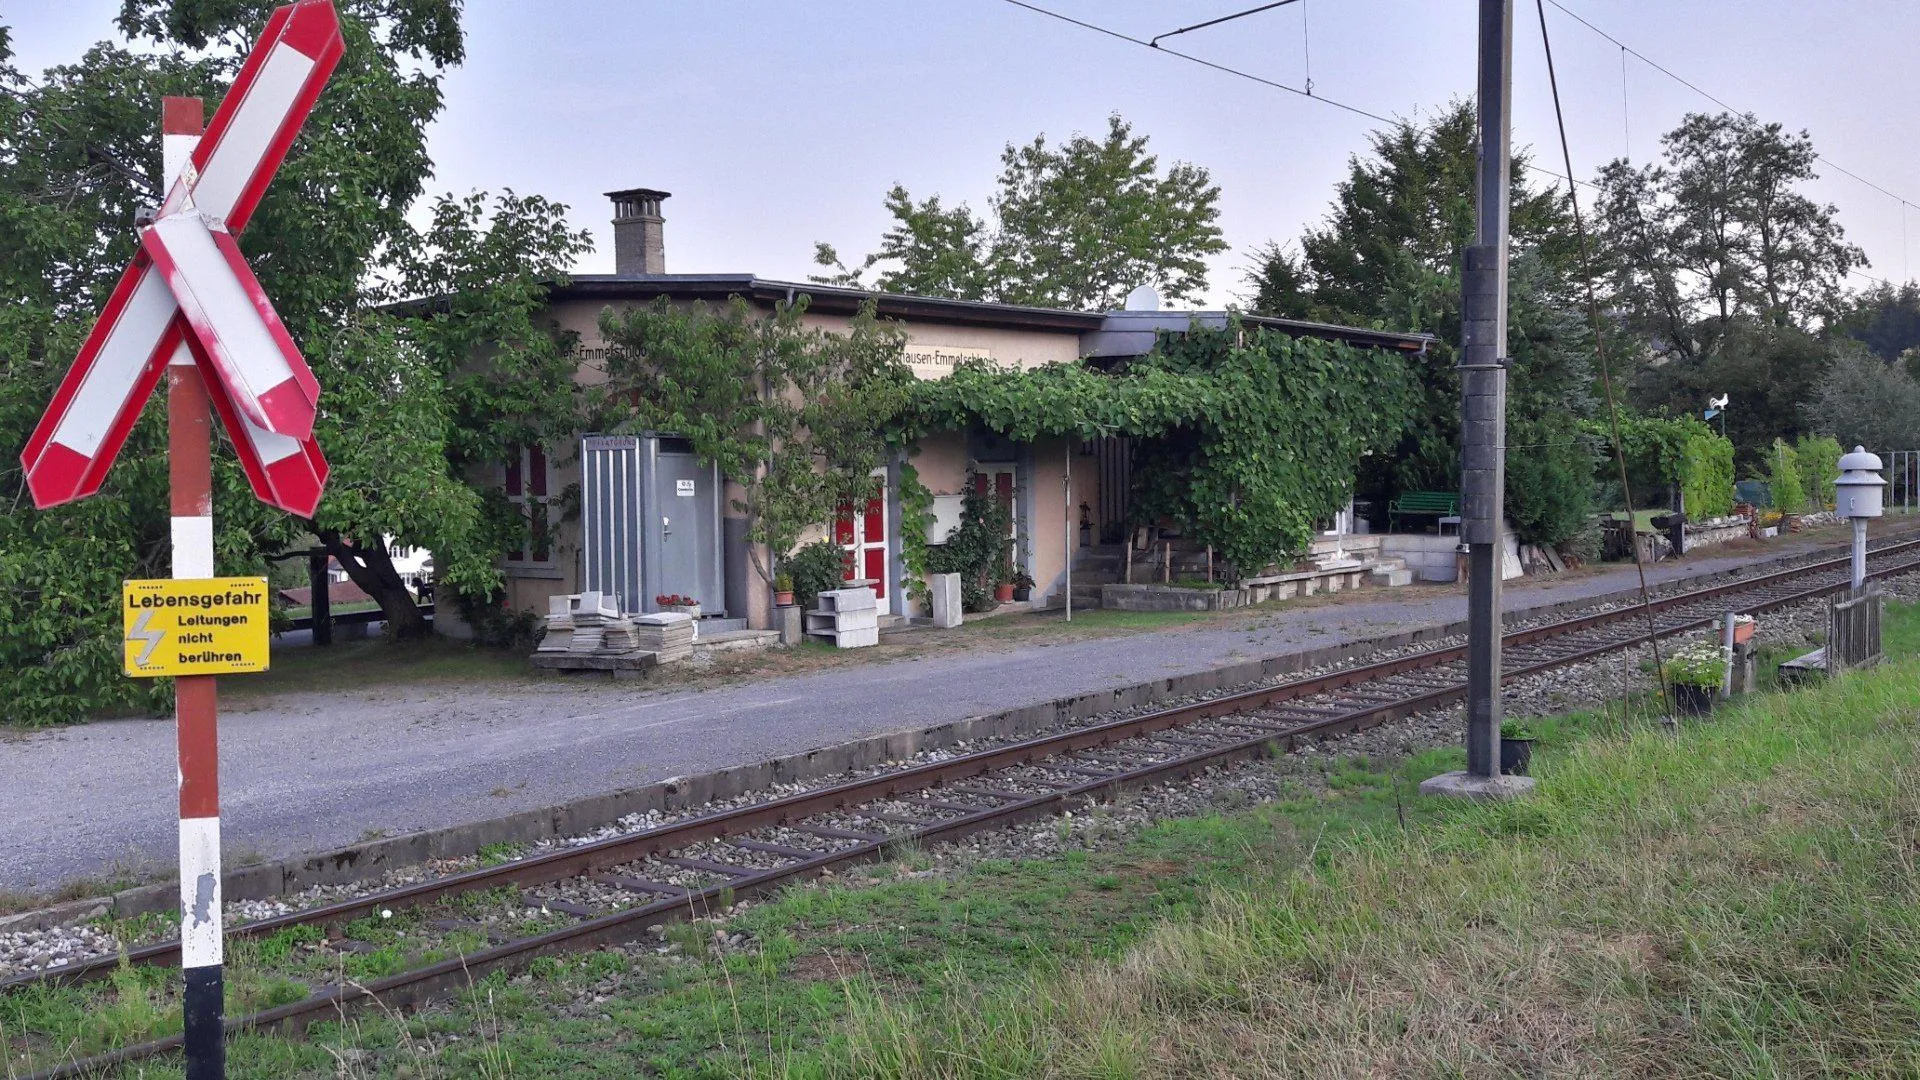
[504,444,555,567]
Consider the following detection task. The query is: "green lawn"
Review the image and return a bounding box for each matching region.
[225,635,535,699]
[39,607,1920,1077]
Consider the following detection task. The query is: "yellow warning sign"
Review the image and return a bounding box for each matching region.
[123,577,270,677]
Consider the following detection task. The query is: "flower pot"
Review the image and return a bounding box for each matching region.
[1012,586,1031,602]
[1731,619,1754,646]
[1671,682,1715,716]
[663,604,700,619]
[994,583,1015,603]
[1499,737,1534,777]
[774,591,794,607]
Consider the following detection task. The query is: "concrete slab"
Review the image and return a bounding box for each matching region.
[1418,770,1537,800]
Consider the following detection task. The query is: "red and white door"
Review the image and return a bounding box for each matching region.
[835,478,889,600]
[974,466,1017,540]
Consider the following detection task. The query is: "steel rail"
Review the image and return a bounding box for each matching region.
[16,534,1920,998]
[16,537,1920,1080]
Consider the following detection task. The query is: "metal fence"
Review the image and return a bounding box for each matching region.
[1886,450,1920,514]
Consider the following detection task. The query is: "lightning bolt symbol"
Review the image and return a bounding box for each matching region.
[128,610,165,668]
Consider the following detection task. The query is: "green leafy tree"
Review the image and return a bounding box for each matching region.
[1766,438,1807,515]
[1805,342,1920,453]
[814,115,1226,310]
[1680,432,1736,520]
[1,2,587,720]
[596,296,912,590]
[1243,102,1597,545]
[1595,112,1865,459]
[1793,434,1841,512]
[1832,281,1920,368]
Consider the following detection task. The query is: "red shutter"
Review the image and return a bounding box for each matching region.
[504,449,522,497]
[834,502,855,545]
[864,547,886,599]
[862,497,884,543]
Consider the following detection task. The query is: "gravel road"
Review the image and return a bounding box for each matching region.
[0,532,1892,892]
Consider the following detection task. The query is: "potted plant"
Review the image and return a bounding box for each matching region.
[773,573,795,608]
[655,593,700,619]
[1499,718,1536,776]
[1661,642,1726,716]
[1010,570,1036,602]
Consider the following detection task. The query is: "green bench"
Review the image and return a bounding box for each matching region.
[1388,491,1460,533]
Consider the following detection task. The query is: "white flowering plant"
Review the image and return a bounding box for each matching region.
[1661,642,1727,688]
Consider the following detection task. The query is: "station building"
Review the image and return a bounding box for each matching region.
[447,188,1429,635]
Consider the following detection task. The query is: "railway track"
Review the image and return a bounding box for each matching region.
[16,534,1920,1078]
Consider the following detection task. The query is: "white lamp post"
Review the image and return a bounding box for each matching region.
[1835,446,1886,589]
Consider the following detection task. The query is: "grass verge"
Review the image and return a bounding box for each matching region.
[19,609,1920,1077]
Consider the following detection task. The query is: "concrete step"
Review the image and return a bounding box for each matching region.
[1369,566,1414,587]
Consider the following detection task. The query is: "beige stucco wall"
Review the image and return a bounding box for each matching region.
[491,293,1097,627]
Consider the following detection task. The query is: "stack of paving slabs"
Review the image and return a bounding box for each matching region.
[536,593,577,653]
[566,591,620,654]
[633,612,695,662]
[600,613,638,653]
[805,586,879,648]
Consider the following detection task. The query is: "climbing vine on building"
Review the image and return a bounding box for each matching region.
[895,461,937,604]
[892,321,1414,577]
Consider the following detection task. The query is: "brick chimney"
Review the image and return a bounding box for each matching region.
[607,188,669,274]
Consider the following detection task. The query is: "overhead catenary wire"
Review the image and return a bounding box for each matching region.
[1545,1,1919,227]
[1535,0,1674,726]
[998,0,1600,192]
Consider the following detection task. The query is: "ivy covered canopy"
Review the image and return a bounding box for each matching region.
[888,321,1416,575]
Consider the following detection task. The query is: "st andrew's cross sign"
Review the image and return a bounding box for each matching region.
[20,0,342,517]
[18,4,344,1076]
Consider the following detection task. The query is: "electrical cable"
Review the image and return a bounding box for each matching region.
[998,0,1599,192]
[1535,0,1675,726]
[1546,1,1918,228]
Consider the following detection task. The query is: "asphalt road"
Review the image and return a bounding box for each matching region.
[0,536,1863,890]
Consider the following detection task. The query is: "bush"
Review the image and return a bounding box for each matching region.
[1766,439,1807,515]
[1679,432,1736,519]
[784,540,849,613]
[927,482,1014,613]
[1505,418,1598,546]
[451,589,544,651]
[1794,434,1841,512]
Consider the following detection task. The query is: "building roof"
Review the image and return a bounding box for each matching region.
[1085,310,1433,356]
[557,274,1107,332]
[549,274,1435,353]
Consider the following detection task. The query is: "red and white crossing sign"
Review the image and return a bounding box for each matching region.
[143,211,321,440]
[20,0,342,515]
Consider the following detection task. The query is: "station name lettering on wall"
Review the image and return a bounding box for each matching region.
[904,344,999,380]
[123,577,272,677]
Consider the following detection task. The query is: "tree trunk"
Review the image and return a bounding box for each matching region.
[316,529,431,640]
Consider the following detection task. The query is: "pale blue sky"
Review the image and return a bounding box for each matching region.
[9,1,1918,305]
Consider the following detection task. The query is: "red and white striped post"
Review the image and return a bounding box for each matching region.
[163,94,226,1079]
